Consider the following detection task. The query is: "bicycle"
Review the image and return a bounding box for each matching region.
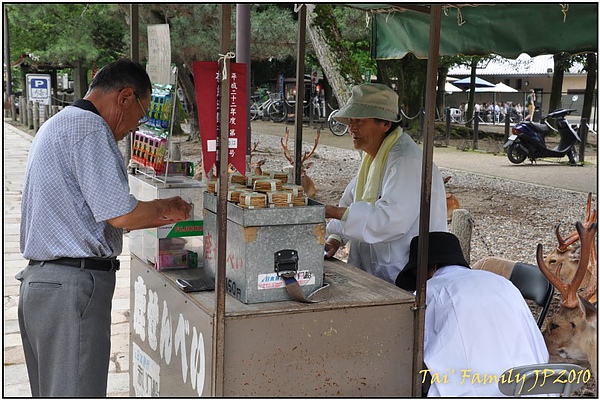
[250,92,287,123]
[328,108,349,136]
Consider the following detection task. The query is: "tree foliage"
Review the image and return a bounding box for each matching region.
[115,4,301,139]
[7,4,126,69]
[310,5,372,85]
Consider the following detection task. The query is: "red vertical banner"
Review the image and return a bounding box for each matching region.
[228,63,247,175]
[193,61,247,177]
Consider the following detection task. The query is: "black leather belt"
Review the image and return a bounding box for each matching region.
[29,257,120,272]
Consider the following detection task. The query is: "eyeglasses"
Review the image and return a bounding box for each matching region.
[134,91,149,127]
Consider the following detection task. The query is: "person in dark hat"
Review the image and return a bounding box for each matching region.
[396,232,549,397]
[324,83,448,283]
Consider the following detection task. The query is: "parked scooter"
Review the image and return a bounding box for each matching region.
[503,107,580,165]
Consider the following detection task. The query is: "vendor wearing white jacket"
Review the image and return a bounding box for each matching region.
[324,83,448,283]
[395,232,549,397]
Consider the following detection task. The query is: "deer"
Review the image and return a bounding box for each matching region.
[543,193,597,295]
[443,176,460,221]
[249,140,266,176]
[281,127,319,199]
[536,220,597,380]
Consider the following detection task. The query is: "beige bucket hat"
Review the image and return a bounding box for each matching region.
[334,83,401,125]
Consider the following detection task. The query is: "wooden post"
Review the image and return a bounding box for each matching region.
[294,5,307,186]
[504,112,510,147]
[412,5,441,397]
[20,96,26,125]
[43,104,50,124]
[445,107,451,146]
[212,4,231,397]
[578,118,588,163]
[29,101,40,132]
[450,209,473,264]
[473,111,479,149]
[418,107,425,144]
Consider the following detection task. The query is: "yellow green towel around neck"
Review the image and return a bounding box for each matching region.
[354,128,402,204]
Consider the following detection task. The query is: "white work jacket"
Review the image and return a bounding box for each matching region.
[424,265,549,397]
[326,132,448,283]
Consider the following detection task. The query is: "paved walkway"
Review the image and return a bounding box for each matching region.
[3,120,130,397]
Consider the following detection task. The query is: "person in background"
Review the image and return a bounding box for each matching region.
[458,102,465,122]
[324,83,448,284]
[525,89,536,121]
[500,102,508,123]
[395,232,549,397]
[17,58,192,397]
[515,102,524,121]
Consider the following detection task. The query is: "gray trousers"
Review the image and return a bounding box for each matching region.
[16,261,116,397]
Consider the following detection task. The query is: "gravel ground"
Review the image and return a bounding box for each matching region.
[183,130,594,267]
[8,115,596,395]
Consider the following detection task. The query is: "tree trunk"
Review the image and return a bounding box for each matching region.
[465,60,477,128]
[175,60,200,141]
[436,66,448,120]
[305,4,352,107]
[549,53,568,114]
[582,52,596,123]
[72,59,89,100]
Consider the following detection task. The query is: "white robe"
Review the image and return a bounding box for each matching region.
[424,265,549,397]
[326,131,448,283]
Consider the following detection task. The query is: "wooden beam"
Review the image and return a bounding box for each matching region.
[412,4,442,397]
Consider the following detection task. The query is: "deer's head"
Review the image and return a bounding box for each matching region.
[281,127,320,198]
[543,193,597,297]
[249,141,266,176]
[537,219,597,378]
[443,176,460,221]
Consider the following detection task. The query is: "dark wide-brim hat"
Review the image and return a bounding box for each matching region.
[395,232,470,291]
[333,83,401,125]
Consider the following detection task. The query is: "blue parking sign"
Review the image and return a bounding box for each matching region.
[27,74,52,105]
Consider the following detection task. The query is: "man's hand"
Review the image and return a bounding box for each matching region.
[109,196,193,231]
[160,196,192,223]
[325,205,346,220]
[324,238,341,259]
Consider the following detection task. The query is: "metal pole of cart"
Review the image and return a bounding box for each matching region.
[294,4,307,186]
[236,4,252,172]
[212,4,231,396]
[412,4,441,397]
[126,5,139,167]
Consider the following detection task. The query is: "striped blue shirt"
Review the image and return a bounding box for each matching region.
[20,104,138,260]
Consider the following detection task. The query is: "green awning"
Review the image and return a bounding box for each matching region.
[350,3,598,59]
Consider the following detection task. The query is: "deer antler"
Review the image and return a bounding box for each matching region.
[555,224,580,252]
[302,129,320,164]
[579,238,597,302]
[281,127,294,164]
[281,128,320,166]
[538,221,598,308]
[555,193,597,251]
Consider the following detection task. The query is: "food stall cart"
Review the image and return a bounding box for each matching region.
[128,168,415,396]
[129,246,415,397]
[128,9,415,397]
